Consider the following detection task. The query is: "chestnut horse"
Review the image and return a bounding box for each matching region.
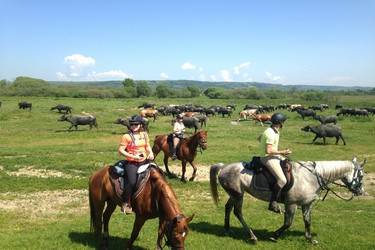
[152,130,208,182]
[89,163,194,249]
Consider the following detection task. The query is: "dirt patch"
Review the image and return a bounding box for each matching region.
[6,166,84,179]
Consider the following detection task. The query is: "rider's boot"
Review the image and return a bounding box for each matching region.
[172,147,177,160]
[268,184,283,214]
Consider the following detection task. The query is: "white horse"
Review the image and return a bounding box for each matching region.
[210,157,366,245]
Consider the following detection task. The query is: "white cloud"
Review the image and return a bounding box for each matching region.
[56,71,67,80]
[327,76,350,83]
[240,61,251,68]
[220,70,232,82]
[234,66,240,75]
[160,72,169,79]
[265,71,283,81]
[234,61,251,75]
[198,67,204,73]
[181,62,196,70]
[87,70,129,80]
[61,54,96,78]
[210,75,217,81]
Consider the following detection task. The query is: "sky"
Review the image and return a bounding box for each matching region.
[1,1,374,87]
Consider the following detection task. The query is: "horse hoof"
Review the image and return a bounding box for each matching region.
[249,236,258,244]
[189,177,195,181]
[269,236,278,243]
[311,239,319,246]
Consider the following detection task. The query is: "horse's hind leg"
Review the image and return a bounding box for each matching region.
[301,203,319,245]
[224,197,235,234]
[231,195,258,243]
[102,201,117,248]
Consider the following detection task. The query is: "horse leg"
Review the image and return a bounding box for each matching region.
[188,160,198,182]
[301,203,319,245]
[181,160,187,182]
[163,154,171,175]
[224,197,235,235]
[102,201,117,249]
[231,195,258,243]
[126,217,146,250]
[270,204,297,242]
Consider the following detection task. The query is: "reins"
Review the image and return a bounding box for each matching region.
[298,161,354,201]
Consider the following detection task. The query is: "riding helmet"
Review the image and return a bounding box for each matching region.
[129,115,144,125]
[271,113,287,125]
[176,114,183,119]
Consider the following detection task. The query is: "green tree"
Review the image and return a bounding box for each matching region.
[186,86,201,97]
[136,80,153,97]
[123,78,135,88]
[155,83,171,98]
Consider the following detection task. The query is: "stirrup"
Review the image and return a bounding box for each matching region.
[172,154,177,160]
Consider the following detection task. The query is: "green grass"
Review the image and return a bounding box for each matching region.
[0,95,374,249]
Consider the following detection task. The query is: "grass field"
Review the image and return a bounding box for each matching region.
[0,95,374,249]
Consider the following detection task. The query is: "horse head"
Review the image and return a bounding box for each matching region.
[164,214,194,250]
[342,157,366,196]
[196,130,208,150]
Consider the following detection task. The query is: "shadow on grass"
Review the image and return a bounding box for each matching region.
[189,221,308,243]
[68,232,148,250]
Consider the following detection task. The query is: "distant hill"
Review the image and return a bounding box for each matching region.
[50,80,372,91]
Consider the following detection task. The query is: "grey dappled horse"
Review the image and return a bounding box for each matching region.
[210,157,366,245]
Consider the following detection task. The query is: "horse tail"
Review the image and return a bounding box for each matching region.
[210,163,225,206]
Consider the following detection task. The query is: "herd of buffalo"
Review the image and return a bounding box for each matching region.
[12,101,375,145]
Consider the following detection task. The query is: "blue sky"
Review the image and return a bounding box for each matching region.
[1,1,374,87]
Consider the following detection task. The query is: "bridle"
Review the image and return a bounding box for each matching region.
[299,161,365,201]
[196,132,207,153]
[162,214,187,249]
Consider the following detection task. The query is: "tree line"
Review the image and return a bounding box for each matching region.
[0,77,374,101]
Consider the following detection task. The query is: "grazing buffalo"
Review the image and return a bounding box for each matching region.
[314,115,337,124]
[18,102,32,110]
[203,108,216,117]
[301,124,346,145]
[113,117,149,133]
[193,114,207,128]
[218,108,232,118]
[58,114,98,132]
[138,102,155,109]
[50,104,72,114]
[171,117,199,133]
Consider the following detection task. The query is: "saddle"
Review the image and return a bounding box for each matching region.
[244,156,294,194]
[109,160,158,202]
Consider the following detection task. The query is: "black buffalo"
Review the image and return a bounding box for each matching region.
[50,104,72,114]
[171,117,199,133]
[18,102,32,110]
[58,114,98,132]
[314,115,337,125]
[297,109,316,120]
[301,124,346,145]
[113,117,149,133]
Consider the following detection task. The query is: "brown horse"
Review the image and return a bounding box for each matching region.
[89,163,194,249]
[152,130,208,182]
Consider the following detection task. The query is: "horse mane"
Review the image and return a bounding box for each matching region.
[313,161,353,181]
[151,168,182,216]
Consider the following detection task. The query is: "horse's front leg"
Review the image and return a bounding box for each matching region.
[163,154,171,175]
[188,160,198,181]
[181,160,187,182]
[126,216,146,250]
[302,203,319,245]
[270,204,297,242]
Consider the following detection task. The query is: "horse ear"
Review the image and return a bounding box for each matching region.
[359,157,366,168]
[352,156,357,163]
[186,214,195,223]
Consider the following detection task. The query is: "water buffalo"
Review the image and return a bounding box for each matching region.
[218,108,232,118]
[171,117,199,133]
[50,104,72,114]
[18,102,32,110]
[113,117,149,133]
[314,115,337,124]
[297,109,316,120]
[58,114,98,132]
[301,124,346,145]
